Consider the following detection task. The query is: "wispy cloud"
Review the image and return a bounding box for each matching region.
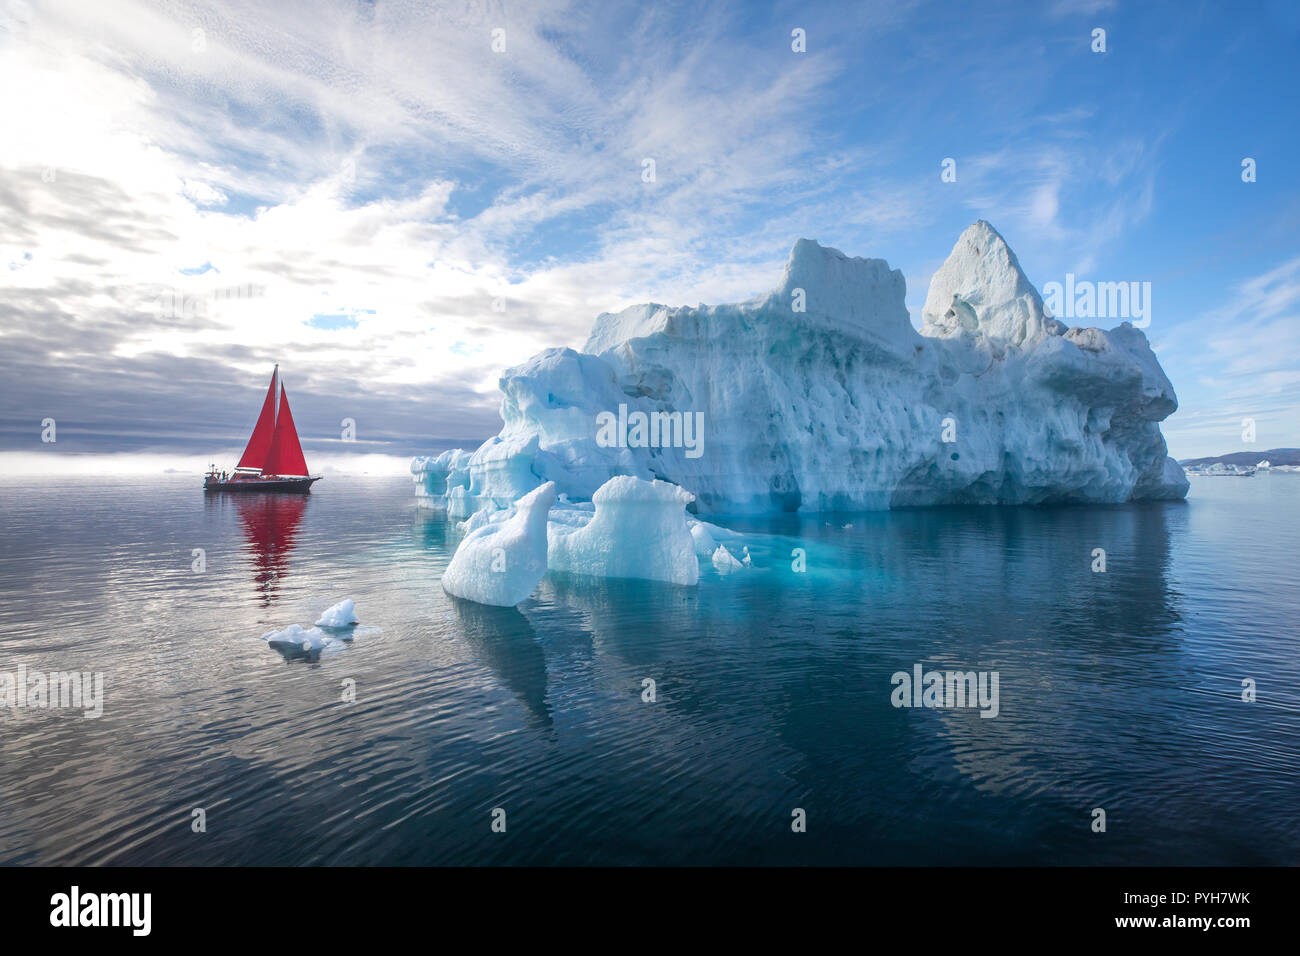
[1160,255,1300,457]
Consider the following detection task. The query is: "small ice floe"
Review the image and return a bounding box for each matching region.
[264,624,349,661]
[742,545,752,566]
[712,544,745,574]
[315,598,359,629]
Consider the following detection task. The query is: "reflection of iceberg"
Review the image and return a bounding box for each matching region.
[414,221,1188,517]
[448,598,551,727]
[930,502,1184,806]
[232,494,308,605]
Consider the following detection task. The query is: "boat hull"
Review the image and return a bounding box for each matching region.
[204,476,321,494]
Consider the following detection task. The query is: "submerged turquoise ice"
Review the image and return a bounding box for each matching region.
[0,473,1296,864]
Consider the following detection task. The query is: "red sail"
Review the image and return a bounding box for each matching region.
[262,383,310,477]
[236,368,278,472]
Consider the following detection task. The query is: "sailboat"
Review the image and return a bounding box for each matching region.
[204,365,322,493]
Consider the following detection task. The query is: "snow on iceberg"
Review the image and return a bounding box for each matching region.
[548,476,699,585]
[315,598,359,628]
[441,481,557,606]
[414,221,1188,515]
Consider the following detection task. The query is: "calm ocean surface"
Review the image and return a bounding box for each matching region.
[0,472,1296,865]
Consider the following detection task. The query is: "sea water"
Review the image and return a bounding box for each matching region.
[0,473,1296,864]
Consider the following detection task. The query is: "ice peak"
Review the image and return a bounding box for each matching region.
[773,238,913,345]
[778,237,891,293]
[922,220,1057,348]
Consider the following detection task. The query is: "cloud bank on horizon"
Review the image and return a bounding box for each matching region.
[1,0,1297,464]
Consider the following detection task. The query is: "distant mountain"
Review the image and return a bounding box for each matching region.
[1180,448,1300,467]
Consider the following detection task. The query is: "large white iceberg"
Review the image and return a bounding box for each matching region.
[413,221,1188,515]
[548,476,699,585]
[441,481,557,606]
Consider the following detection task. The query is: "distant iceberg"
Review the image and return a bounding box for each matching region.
[414,221,1188,518]
[1184,462,1256,477]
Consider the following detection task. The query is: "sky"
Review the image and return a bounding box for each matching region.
[1,0,1297,473]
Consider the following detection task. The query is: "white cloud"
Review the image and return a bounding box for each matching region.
[0,0,860,445]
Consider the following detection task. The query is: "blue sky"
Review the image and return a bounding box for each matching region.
[1,0,1297,469]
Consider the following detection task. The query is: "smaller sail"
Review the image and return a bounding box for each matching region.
[262,383,310,477]
[236,368,278,472]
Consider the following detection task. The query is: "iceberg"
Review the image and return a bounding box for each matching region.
[548,476,699,585]
[415,221,1188,516]
[1184,462,1257,477]
[712,544,744,574]
[690,521,717,557]
[411,449,473,510]
[315,598,359,628]
[441,481,557,606]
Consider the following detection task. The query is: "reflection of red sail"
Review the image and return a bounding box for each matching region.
[236,368,278,472]
[234,493,307,604]
[262,384,309,478]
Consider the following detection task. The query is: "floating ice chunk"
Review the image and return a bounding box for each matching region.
[441,481,557,606]
[315,598,358,628]
[712,544,744,574]
[693,517,744,542]
[690,521,717,557]
[263,624,344,660]
[742,545,752,566]
[548,476,699,585]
